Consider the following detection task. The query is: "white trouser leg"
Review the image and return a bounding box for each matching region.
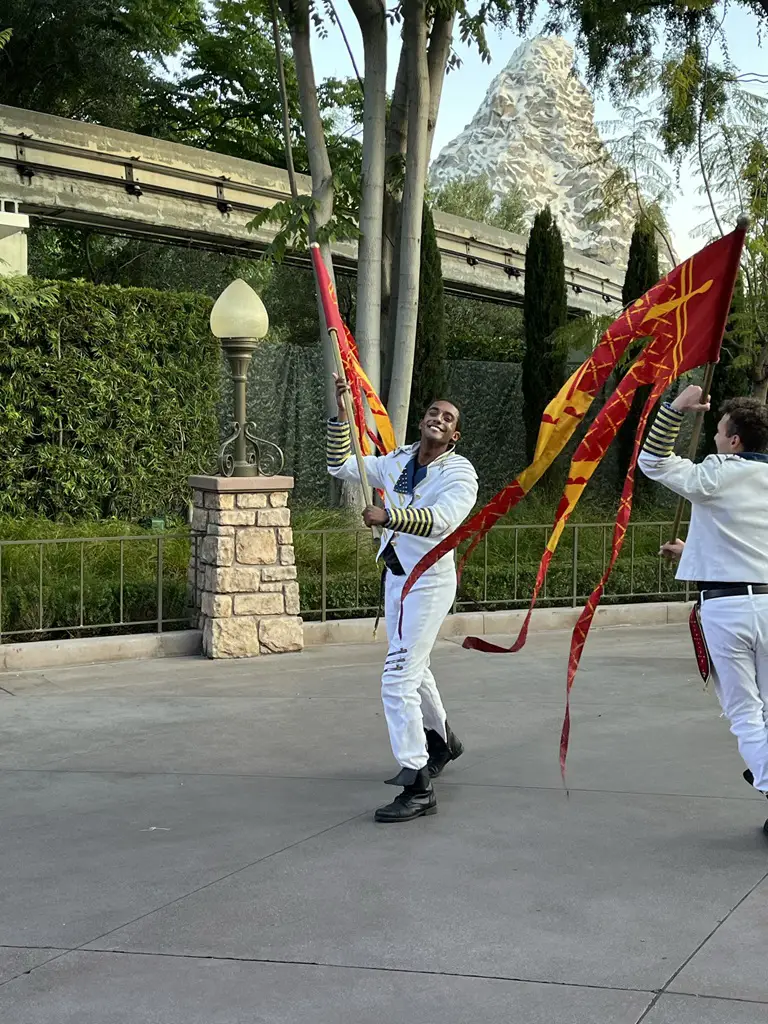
[701,593,768,791]
[418,661,448,739]
[382,569,456,770]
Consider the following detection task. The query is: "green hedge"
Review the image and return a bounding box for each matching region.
[0,278,219,520]
[0,519,191,640]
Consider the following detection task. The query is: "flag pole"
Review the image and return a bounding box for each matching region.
[667,359,718,544]
[328,326,380,537]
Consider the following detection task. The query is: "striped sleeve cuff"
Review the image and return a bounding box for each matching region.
[327,418,352,468]
[386,506,434,537]
[642,403,684,458]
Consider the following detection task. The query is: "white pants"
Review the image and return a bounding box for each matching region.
[701,592,768,791]
[381,569,456,770]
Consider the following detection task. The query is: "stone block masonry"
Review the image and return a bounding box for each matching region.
[188,475,303,658]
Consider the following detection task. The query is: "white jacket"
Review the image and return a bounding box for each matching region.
[638,404,768,583]
[327,420,478,577]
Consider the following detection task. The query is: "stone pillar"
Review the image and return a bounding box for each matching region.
[188,475,303,658]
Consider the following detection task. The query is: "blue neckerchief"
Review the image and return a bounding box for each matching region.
[406,455,428,493]
[738,452,768,463]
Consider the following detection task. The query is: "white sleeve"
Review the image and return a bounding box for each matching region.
[326,419,385,489]
[638,404,724,502]
[430,460,478,535]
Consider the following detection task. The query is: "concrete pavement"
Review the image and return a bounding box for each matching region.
[1,622,767,1022]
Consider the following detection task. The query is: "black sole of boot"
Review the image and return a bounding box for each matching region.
[374,805,438,823]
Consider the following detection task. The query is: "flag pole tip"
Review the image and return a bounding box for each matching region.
[736,213,751,231]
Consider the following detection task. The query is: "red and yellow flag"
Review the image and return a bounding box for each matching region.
[464,223,746,776]
[310,244,395,455]
[401,224,747,609]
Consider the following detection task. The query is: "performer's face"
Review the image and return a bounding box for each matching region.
[714,414,745,455]
[420,401,461,446]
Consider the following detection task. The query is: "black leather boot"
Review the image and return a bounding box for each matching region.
[426,724,464,779]
[374,767,437,823]
[743,769,768,798]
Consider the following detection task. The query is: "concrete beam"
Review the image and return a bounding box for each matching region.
[0,104,625,312]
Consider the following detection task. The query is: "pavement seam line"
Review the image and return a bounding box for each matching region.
[0,810,370,990]
[0,949,78,990]
[633,867,768,1024]
[0,767,760,803]
[67,809,371,958]
[49,947,660,995]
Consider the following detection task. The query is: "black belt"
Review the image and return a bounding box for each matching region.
[380,542,405,577]
[700,584,768,601]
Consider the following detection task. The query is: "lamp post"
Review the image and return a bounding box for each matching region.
[210,279,285,477]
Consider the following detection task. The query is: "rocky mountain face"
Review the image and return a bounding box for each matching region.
[430,36,640,266]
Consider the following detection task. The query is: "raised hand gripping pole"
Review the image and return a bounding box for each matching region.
[328,327,381,540]
[667,361,717,548]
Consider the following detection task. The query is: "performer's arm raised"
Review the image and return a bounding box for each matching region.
[638,385,725,502]
[326,374,386,489]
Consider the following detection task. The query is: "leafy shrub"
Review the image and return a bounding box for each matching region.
[0,277,219,521]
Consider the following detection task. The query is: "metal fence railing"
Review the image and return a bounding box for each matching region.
[293,521,692,622]
[0,533,199,644]
[0,521,692,642]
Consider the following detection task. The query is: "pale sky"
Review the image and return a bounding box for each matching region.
[310,6,767,261]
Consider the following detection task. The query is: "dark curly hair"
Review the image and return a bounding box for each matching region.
[720,397,768,453]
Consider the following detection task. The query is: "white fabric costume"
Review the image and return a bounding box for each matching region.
[639,404,768,790]
[327,420,478,770]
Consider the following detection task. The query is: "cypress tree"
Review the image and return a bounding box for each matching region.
[704,275,753,453]
[615,217,660,486]
[407,204,447,441]
[522,206,568,463]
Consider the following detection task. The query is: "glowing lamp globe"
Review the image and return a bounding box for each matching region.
[210,279,269,340]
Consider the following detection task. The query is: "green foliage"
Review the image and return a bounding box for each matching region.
[0,277,219,521]
[541,0,768,158]
[622,217,661,309]
[27,225,324,346]
[522,206,568,463]
[695,86,768,395]
[616,217,661,485]
[444,297,524,362]
[433,174,527,233]
[0,0,203,130]
[148,0,299,166]
[0,518,190,640]
[407,206,447,440]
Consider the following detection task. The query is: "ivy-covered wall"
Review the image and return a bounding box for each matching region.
[0,278,219,520]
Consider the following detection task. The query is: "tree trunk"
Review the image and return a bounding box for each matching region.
[380,43,408,402]
[381,11,453,412]
[386,0,430,444]
[426,10,454,156]
[281,3,336,420]
[281,0,358,506]
[349,0,387,395]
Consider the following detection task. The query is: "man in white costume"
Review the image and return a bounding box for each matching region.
[327,376,478,822]
[639,385,768,823]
